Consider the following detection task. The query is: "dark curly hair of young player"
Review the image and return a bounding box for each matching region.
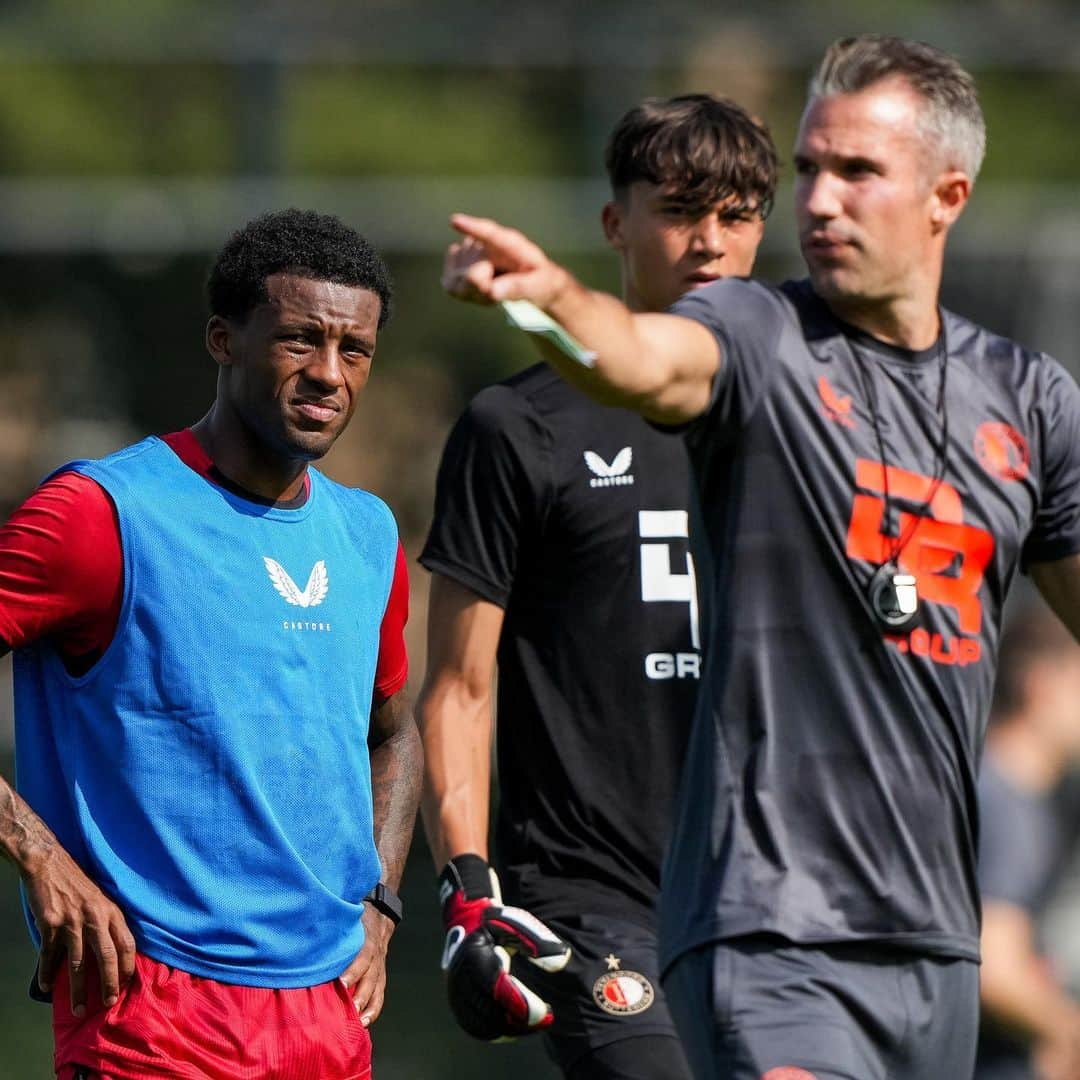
[206,208,394,328]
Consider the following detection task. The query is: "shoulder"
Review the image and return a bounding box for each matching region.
[946,313,1080,423]
[78,435,172,473]
[311,471,399,536]
[946,310,1056,382]
[673,276,795,324]
[466,363,569,427]
[450,363,587,454]
[671,279,802,376]
[5,468,117,545]
[30,468,113,508]
[69,435,183,493]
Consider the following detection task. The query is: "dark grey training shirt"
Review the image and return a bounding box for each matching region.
[659,278,1080,972]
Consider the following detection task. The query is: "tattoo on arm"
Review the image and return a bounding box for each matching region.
[368,690,423,890]
[0,775,57,873]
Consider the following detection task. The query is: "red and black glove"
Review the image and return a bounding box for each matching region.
[438,853,572,1041]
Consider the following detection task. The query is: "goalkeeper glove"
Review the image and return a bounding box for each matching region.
[438,853,571,1041]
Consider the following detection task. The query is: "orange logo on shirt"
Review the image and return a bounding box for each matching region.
[974,422,1029,482]
[818,375,855,428]
[845,459,994,638]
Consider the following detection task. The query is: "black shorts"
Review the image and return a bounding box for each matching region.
[513,912,692,1078]
[663,934,979,1080]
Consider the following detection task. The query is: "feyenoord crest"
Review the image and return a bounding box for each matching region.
[592,954,654,1017]
[868,565,919,631]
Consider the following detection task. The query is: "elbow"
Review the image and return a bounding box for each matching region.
[634,382,711,427]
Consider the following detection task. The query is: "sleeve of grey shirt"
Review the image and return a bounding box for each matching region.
[669,277,788,439]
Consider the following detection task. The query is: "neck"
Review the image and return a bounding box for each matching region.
[986,721,1067,794]
[622,275,647,314]
[821,237,948,349]
[190,408,309,503]
[826,292,940,350]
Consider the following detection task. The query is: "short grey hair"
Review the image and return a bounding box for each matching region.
[809,35,986,181]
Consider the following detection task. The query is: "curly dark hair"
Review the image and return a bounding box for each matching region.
[604,94,779,220]
[206,208,393,327]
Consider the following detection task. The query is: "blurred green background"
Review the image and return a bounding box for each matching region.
[1,1,1080,1076]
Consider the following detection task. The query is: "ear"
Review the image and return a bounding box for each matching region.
[206,315,237,368]
[601,200,626,251]
[929,170,971,233]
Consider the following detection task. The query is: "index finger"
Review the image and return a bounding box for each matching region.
[449,212,502,241]
[449,215,534,265]
[338,947,371,990]
[112,911,137,988]
[352,963,386,1027]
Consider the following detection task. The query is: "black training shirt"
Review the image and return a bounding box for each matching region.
[659,278,1080,971]
[421,363,700,924]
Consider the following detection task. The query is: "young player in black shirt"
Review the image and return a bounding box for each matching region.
[419,96,777,1078]
[441,36,1080,1080]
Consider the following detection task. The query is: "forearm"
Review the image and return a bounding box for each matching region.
[445,214,718,423]
[981,904,1080,1044]
[368,695,423,890]
[418,682,493,869]
[1,769,136,1008]
[535,272,664,406]
[0,773,57,876]
[981,963,1079,1045]
[536,276,717,423]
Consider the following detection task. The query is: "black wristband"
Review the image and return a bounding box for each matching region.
[364,882,403,925]
[438,853,494,906]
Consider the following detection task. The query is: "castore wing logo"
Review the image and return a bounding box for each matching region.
[263,557,329,608]
[818,375,855,428]
[584,447,634,487]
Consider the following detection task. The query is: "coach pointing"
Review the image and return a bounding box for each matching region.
[443,36,1080,1080]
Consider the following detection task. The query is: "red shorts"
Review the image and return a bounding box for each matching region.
[52,953,372,1079]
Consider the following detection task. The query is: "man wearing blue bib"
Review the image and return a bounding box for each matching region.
[0,209,421,1080]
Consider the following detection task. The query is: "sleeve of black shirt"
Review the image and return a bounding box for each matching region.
[1023,356,1080,567]
[419,383,552,608]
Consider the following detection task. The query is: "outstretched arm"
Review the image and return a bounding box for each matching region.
[340,686,422,1025]
[417,574,503,869]
[442,214,721,425]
